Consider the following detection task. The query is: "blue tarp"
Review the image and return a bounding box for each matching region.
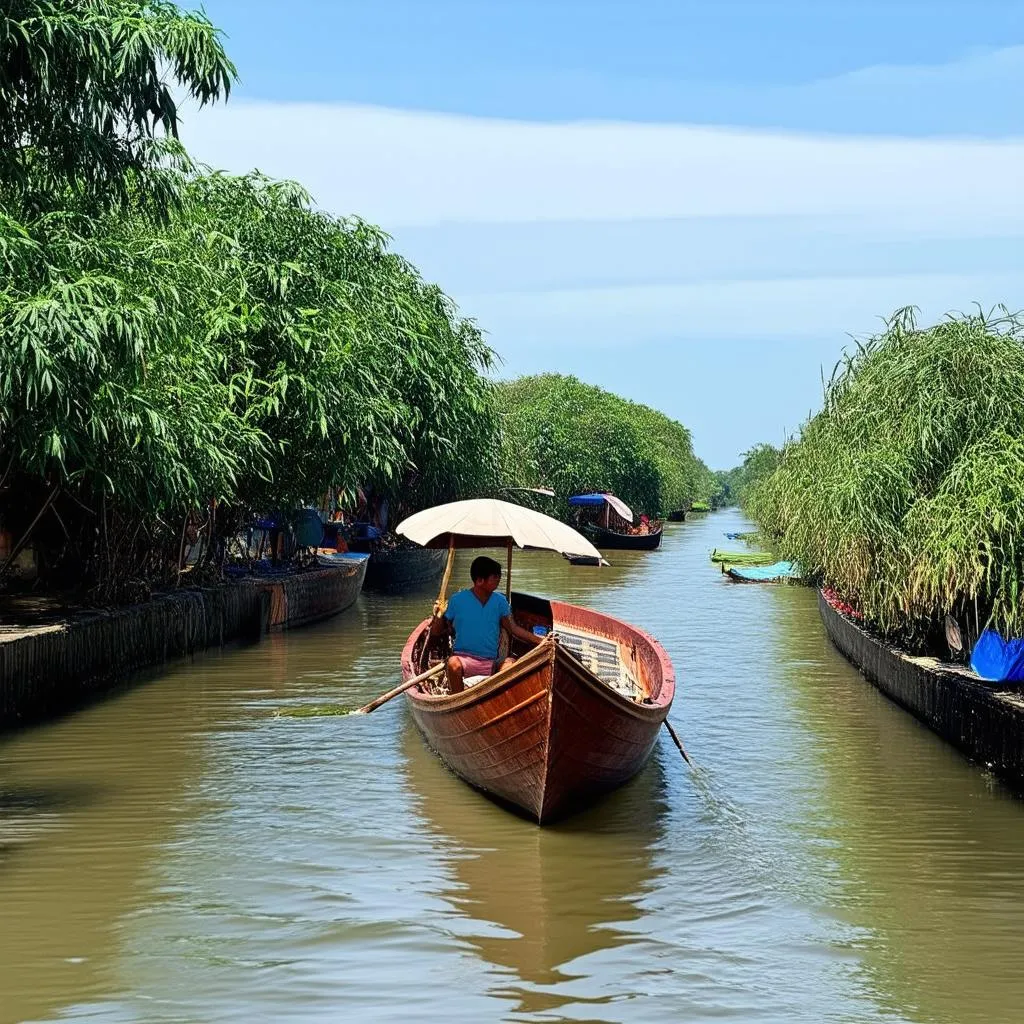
[727,561,800,583]
[970,629,1024,682]
[568,494,608,506]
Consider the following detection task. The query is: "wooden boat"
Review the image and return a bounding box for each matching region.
[584,521,664,550]
[362,545,447,594]
[401,591,675,823]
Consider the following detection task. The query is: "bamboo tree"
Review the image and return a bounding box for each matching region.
[749,307,1024,642]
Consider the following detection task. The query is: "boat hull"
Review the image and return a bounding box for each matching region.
[402,597,675,823]
[363,546,447,594]
[584,523,664,550]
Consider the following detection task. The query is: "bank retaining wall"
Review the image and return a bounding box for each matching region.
[0,562,366,730]
[818,590,1024,789]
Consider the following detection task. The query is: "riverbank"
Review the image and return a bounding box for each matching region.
[818,589,1024,788]
[0,558,367,730]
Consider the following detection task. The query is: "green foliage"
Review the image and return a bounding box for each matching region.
[0,0,235,212]
[749,307,1024,641]
[495,374,714,516]
[0,171,496,597]
[716,443,783,509]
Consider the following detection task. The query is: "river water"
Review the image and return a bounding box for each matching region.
[4,510,1024,1023]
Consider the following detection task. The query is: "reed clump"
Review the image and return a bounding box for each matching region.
[749,307,1024,646]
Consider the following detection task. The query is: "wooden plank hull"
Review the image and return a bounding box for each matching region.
[402,597,675,823]
[584,523,664,550]
[363,546,447,594]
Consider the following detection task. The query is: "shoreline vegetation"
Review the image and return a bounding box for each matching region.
[496,374,719,521]
[737,306,1024,661]
[0,2,715,612]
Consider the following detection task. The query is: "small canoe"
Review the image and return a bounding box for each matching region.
[584,522,664,551]
[402,592,675,823]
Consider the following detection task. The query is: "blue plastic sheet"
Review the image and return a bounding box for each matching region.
[970,629,1024,682]
[726,561,800,582]
[568,494,608,506]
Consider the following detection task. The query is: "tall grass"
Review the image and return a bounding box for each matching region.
[749,307,1024,642]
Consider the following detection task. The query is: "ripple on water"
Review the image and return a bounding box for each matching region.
[4,512,1024,1022]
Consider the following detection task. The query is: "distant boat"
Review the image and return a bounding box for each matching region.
[569,492,664,551]
[345,523,448,595]
[363,545,447,594]
[402,592,675,823]
[583,521,664,550]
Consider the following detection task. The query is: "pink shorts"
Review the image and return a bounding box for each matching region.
[454,653,496,678]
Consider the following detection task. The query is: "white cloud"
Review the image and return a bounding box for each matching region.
[463,272,1024,349]
[179,97,1024,465]
[183,102,1024,230]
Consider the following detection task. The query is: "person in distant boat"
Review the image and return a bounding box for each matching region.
[429,555,543,694]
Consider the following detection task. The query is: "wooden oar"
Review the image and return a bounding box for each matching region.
[663,718,695,768]
[351,662,446,715]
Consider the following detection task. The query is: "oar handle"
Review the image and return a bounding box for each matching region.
[354,662,446,715]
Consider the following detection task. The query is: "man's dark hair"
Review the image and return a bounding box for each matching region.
[470,556,502,582]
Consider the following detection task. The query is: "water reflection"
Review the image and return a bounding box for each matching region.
[403,723,667,1004]
[771,583,1024,1024]
[0,661,210,1023]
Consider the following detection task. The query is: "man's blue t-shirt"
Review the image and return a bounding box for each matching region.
[445,589,511,660]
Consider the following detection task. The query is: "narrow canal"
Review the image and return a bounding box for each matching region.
[4,511,1024,1024]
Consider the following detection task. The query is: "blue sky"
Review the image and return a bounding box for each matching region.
[186,1,1024,467]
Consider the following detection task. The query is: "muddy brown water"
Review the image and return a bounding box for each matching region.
[4,510,1024,1023]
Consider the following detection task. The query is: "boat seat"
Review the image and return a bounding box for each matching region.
[555,628,644,700]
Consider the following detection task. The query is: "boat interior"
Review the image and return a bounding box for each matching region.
[413,591,648,702]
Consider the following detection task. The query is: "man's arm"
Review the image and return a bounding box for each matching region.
[501,615,542,647]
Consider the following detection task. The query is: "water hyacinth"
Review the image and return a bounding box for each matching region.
[749,307,1024,643]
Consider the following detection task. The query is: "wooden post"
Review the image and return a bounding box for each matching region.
[505,539,514,599]
[435,536,456,615]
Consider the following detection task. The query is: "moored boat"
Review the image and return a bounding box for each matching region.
[401,591,675,823]
[362,545,448,594]
[569,492,664,551]
[583,521,664,550]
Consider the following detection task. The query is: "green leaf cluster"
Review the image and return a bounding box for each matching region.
[715,443,783,509]
[0,172,496,593]
[748,307,1024,641]
[0,1,496,597]
[1,0,235,212]
[495,374,716,516]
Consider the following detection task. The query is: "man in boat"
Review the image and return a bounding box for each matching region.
[429,555,543,694]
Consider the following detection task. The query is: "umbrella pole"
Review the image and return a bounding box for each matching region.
[505,540,513,600]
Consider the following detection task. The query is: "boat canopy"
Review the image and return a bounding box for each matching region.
[568,493,634,524]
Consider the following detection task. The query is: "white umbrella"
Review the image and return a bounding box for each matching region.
[397,498,603,560]
[397,498,606,605]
